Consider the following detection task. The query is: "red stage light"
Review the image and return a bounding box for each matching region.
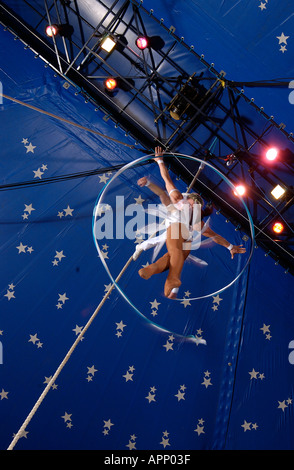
[45,25,58,37]
[105,78,118,91]
[233,184,246,196]
[136,36,148,50]
[273,222,284,234]
[266,148,278,161]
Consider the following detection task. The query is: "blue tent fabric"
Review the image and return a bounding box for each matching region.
[1,1,294,452]
[141,0,294,130]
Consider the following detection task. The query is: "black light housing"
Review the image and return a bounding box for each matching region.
[135,35,165,51]
[45,23,74,38]
[104,77,135,95]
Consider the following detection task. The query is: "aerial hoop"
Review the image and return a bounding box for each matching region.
[92,152,255,309]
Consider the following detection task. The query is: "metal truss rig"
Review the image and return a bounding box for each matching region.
[0,0,293,273]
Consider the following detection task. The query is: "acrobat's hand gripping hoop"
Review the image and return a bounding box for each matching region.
[92,153,255,325]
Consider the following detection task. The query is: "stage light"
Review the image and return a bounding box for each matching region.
[233,184,246,196]
[45,23,74,38]
[104,77,118,91]
[273,222,284,234]
[45,25,58,37]
[271,184,286,200]
[101,36,116,52]
[266,147,278,161]
[136,36,148,50]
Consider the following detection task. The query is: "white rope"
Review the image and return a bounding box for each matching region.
[7,255,133,450]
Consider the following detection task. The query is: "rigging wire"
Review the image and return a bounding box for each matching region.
[0,161,151,191]
[0,92,138,149]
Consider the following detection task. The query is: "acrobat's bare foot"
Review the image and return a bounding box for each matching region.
[138,264,157,280]
[164,278,181,298]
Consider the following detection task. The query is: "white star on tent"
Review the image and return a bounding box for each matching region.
[260,324,270,334]
[181,298,191,308]
[100,251,108,259]
[0,389,9,400]
[249,368,259,379]
[195,336,206,346]
[163,341,173,352]
[33,168,44,179]
[126,440,136,450]
[194,424,205,436]
[160,436,170,448]
[241,420,251,432]
[28,334,39,344]
[55,250,66,261]
[98,174,109,184]
[4,290,15,301]
[61,412,72,422]
[16,242,27,253]
[116,320,126,331]
[103,419,114,429]
[73,325,83,335]
[150,299,160,309]
[24,204,35,214]
[63,205,74,216]
[276,32,289,44]
[175,390,185,401]
[123,370,134,381]
[87,365,98,375]
[145,392,156,403]
[212,294,223,305]
[13,429,29,439]
[43,376,53,385]
[258,2,266,11]
[201,377,212,388]
[58,293,69,304]
[278,400,288,412]
[134,194,145,205]
[25,142,36,153]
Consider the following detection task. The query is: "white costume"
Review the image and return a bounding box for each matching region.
[133,193,210,266]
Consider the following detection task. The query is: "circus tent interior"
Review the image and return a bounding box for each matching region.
[0,0,294,451]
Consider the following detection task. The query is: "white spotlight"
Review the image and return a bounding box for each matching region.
[271,184,286,200]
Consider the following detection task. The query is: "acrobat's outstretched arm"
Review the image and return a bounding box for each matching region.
[137,176,171,206]
[153,146,183,205]
[201,224,246,259]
